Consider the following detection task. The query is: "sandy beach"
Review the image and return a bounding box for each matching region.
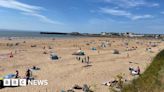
[0,37,163,92]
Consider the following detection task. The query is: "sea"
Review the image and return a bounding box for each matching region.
[0,31,78,39]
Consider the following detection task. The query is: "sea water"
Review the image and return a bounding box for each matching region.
[0,30,77,39]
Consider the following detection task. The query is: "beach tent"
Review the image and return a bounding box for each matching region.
[50,53,59,60]
[72,50,85,55]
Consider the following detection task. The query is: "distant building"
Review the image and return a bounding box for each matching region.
[101,32,106,36]
[124,32,144,37]
[110,32,121,36]
[101,32,112,36]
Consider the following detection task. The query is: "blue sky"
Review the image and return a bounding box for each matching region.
[0,0,164,34]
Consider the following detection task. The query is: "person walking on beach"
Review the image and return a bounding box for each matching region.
[87,56,90,62]
[79,57,81,61]
[43,46,45,49]
[98,50,100,54]
[76,57,78,60]
[26,69,32,84]
[15,70,19,78]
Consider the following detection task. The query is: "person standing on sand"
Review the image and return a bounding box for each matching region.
[82,59,84,63]
[10,52,13,58]
[15,70,19,78]
[87,56,89,62]
[78,57,80,61]
[43,46,45,49]
[127,53,129,57]
[137,66,140,75]
[84,56,87,63]
[26,69,32,84]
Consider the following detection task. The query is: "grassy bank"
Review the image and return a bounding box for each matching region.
[122,50,164,92]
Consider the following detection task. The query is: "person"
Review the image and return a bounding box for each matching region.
[127,53,129,57]
[137,66,140,75]
[15,70,19,78]
[26,69,32,83]
[82,59,84,63]
[10,52,13,58]
[129,67,134,75]
[15,50,17,54]
[87,56,90,62]
[84,56,87,63]
[52,38,55,40]
[32,66,36,70]
[43,46,45,49]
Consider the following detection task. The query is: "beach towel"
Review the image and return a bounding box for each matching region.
[91,48,97,51]
[131,71,138,75]
[3,74,15,79]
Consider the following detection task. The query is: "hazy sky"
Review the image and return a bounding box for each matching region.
[0,0,164,34]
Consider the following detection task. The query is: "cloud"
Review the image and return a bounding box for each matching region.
[130,15,153,20]
[0,0,60,24]
[22,12,63,24]
[161,11,164,14]
[103,0,159,8]
[100,8,131,16]
[100,8,153,20]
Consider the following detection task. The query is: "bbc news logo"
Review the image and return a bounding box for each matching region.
[2,79,48,87]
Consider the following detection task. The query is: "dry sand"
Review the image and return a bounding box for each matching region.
[0,37,163,92]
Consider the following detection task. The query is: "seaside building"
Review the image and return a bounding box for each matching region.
[101,32,112,36]
[124,32,144,37]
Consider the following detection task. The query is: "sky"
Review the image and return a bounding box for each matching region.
[0,0,164,34]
